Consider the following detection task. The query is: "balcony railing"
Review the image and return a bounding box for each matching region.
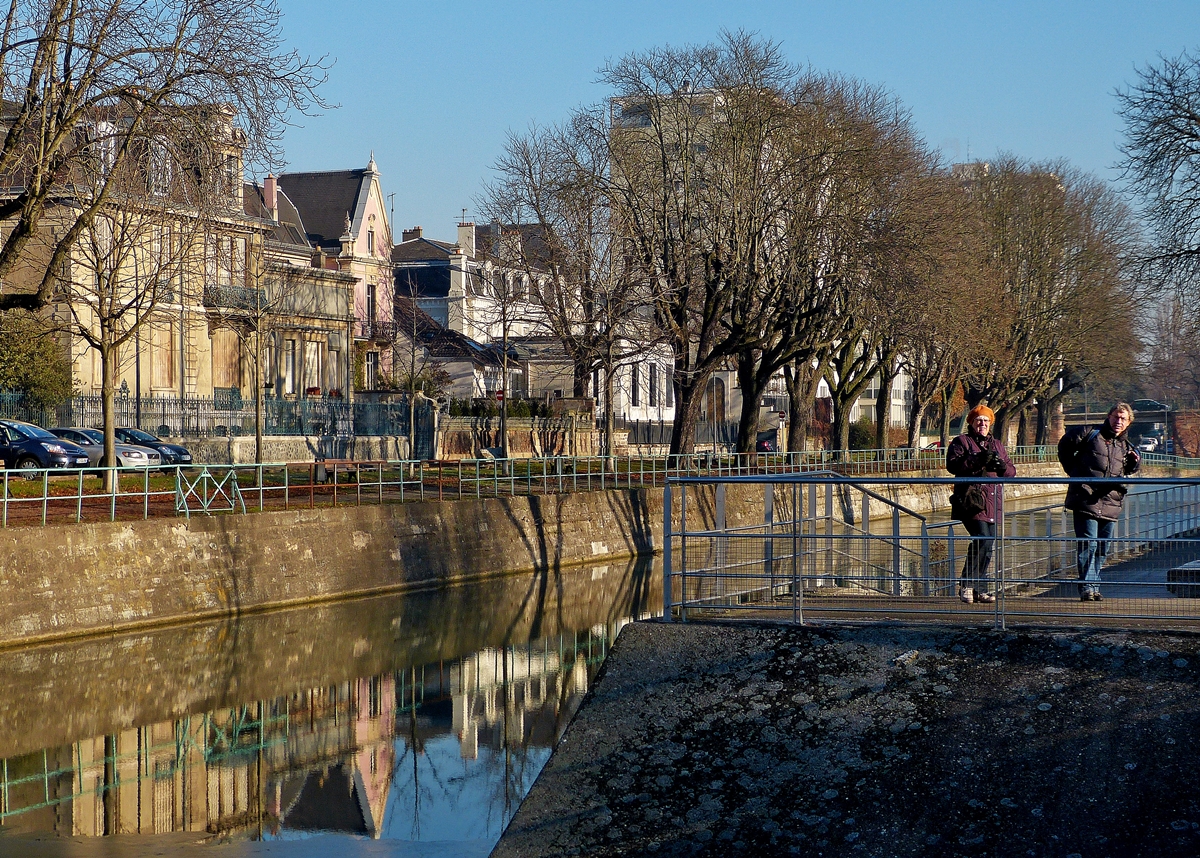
[357,319,399,341]
[203,284,266,311]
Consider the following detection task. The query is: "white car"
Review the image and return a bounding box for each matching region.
[1137,437,1159,454]
[49,427,162,468]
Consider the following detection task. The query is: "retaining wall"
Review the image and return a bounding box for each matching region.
[0,463,1157,650]
[0,483,754,649]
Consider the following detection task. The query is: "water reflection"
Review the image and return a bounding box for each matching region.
[0,555,659,852]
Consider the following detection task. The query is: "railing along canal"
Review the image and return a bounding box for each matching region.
[664,474,1200,628]
[0,447,1193,528]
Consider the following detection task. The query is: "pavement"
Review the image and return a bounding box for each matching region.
[492,619,1200,857]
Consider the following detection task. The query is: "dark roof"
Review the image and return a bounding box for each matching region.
[392,237,456,263]
[281,764,368,834]
[394,297,503,366]
[243,182,310,249]
[395,263,451,299]
[277,169,367,251]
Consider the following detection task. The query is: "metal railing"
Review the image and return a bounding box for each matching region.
[664,474,1200,628]
[0,449,1197,530]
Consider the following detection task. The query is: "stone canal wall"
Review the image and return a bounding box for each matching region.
[0,462,1133,649]
[0,484,751,649]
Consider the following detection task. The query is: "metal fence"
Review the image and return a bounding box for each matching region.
[0,392,412,438]
[664,474,1200,628]
[0,449,1197,531]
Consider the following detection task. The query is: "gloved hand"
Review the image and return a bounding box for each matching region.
[985,451,1005,473]
[1124,450,1139,474]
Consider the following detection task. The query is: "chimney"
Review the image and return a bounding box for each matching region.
[457,221,476,258]
[402,226,423,242]
[264,174,277,220]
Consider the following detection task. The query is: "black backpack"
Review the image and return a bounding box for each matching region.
[1058,427,1099,474]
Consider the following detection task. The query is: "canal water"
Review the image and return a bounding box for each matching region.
[0,555,661,856]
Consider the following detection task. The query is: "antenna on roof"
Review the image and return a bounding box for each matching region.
[461,207,467,223]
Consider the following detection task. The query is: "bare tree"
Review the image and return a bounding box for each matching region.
[0,0,327,312]
[1118,50,1200,292]
[478,119,654,459]
[204,258,349,466]
[56,165,212,477]
[958,158,1141,442]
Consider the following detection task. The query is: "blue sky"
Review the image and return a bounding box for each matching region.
[276,1,1200,243]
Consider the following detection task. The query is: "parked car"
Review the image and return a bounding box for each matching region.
[0,419,91,473]
[49,427,162,468]
[113,427,193,466]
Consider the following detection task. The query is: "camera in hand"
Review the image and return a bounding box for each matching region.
[985,451,1004,472]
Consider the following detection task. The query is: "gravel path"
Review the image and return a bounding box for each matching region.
[493,620,1200,857]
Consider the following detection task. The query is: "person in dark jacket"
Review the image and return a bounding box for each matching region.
[1058,402,1140,601]
[946,404,1017,604]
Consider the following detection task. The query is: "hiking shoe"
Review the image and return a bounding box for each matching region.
[1080,592,1093,602]
[975,592,995,604]
[1092,591,1104,602]
[960,587,974,604]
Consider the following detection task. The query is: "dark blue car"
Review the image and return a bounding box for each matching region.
[113,427,193,466]
[0,419,91,473]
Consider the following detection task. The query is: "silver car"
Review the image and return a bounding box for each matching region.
[49,427,162,468]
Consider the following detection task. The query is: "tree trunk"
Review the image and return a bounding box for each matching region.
[734,355,767,455]
[831,394,854,455]
[784,355,827,453]
[874,364,898,450]
[101,341,117,493]
[906,401,928,450]
[939,383,957,447]
[669,377,704,455]
[254,331,264,470]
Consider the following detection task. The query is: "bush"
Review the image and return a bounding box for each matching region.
[849,416,875,450]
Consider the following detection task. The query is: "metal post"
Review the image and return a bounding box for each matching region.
[764,483,775,597]
[680,485,688,623]
[891,507,901,596]
[663,483,673,621]
[996,483,1005,630]
[792,482,801,624]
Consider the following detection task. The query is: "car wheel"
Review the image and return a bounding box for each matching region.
[14,455,41,479]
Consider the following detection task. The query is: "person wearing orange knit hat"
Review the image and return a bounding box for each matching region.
[946,404,1016,604]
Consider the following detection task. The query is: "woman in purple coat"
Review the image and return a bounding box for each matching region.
[946,404,1017,604]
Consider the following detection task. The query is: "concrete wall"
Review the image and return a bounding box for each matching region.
[185,434,411,464]
[0,483,751,649]
[0,462,1135,650]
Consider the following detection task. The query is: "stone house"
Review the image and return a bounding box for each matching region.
[276,156,396,396]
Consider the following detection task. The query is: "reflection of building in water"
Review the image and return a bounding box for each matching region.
[0,620,637,845]
[0,676,394,840]
[451,646,591,760]
[393,621,628,761]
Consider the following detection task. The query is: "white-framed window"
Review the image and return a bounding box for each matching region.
[283,339,296,395]
[365,351,379,390]
[303,341,322,393]
[630,363,641,407]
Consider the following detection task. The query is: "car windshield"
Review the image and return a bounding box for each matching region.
[122,429,159,444]
[10,423,55,440]
[80,429,103,444]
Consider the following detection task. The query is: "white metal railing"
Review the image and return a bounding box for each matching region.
[664,474,1200,628]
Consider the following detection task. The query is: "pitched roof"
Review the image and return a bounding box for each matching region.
[276,168,370,251]
[391,236,456,263]
[243,181,310,249]
[394,296,503,366]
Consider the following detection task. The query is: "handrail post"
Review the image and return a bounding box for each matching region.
[663,482,673,622]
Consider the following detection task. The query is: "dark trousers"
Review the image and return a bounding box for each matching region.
[961,518,997,592]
